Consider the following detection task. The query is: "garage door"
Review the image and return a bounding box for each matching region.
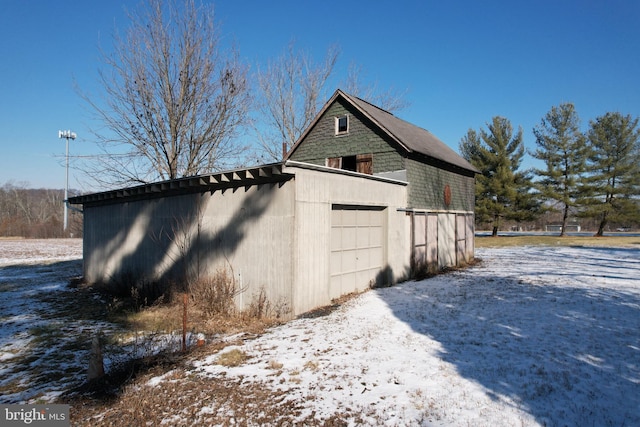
[330,205,385,298]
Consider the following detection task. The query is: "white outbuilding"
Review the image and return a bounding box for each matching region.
[70,89,477,317]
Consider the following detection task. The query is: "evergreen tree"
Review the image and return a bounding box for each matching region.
[584,112,640,236]
[460,117,538,236]
[532,103,588,236]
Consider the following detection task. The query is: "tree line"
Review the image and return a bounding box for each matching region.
[460,105,640,236]
[9,1,638,239]
[0,183,82,238]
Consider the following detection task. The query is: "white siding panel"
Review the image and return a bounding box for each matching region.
[414,214,426,246]
[426,214,438,267]
[466,214,475,261]
[84,182,296,315]
[438,213,456,269]
[456,214,467,264]
[293,199,331,315]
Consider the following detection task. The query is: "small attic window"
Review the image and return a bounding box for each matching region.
[335,115,349,135]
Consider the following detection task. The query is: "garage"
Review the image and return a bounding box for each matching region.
[71,89,476,318]
[330,205,386,297]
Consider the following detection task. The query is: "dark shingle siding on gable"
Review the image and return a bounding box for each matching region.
[288,99,405,173]
[406,157,475,210]
[288,90,476,212]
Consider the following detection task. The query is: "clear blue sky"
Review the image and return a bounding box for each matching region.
[1,0,638,190]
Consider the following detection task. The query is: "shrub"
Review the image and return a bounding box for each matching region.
[245,288,290,320]
[94,271,168,312]
[189,268,242,316]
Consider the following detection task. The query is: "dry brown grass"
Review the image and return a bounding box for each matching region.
[65,346,369,426]
[122,296,280,337]
[61,285,368,426]
[67,366,305,426]
[104,267,289,338]
[475,234,640,248]
[215,348,248,367]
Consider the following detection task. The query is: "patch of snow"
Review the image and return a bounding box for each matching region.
[147,370,179,387]
[0,239,98,403]
[191,246,640,426]
[0,238,83,266]
[1,239,638,426]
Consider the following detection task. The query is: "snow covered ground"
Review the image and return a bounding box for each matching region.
[1,239,639,426]
[0,239,92,403]
[192,245,640,426]
[0,239,189,404]
[0,238,83,266]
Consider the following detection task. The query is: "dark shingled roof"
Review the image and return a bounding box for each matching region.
[288,89,478,173]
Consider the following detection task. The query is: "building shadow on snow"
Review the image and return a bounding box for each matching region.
[379,249,640,426]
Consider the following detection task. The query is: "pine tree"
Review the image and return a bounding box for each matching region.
[584,112,640,236]
[460,117,539,236]
[532,103,588,236]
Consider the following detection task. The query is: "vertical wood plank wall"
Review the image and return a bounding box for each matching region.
[411,211,475,273]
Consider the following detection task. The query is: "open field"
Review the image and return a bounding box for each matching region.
[0,238,638,426]
[476,233,640,248]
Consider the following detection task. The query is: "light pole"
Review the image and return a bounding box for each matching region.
[58,130,76,233]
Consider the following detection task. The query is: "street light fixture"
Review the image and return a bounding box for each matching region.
[58,130,76,233]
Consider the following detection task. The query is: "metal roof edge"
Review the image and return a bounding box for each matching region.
[284,160,409,186]
[69,162,291,205]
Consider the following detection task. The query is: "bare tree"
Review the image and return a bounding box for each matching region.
[254,41,340,161]
[79,0,251,187]
[254,41,411,162]
[0,182,80,238]
[344,63,410,113]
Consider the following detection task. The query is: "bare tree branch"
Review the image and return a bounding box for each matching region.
[254,41,340,161]
[253,42,411,162]
[78,0,251,188]
[344,62,411,113]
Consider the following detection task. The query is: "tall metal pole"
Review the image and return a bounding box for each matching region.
[64,136,69,231]
[58,130,76,233]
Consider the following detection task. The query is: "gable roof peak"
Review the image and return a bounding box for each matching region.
[288,89,478,173]
[335,89,395,117]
